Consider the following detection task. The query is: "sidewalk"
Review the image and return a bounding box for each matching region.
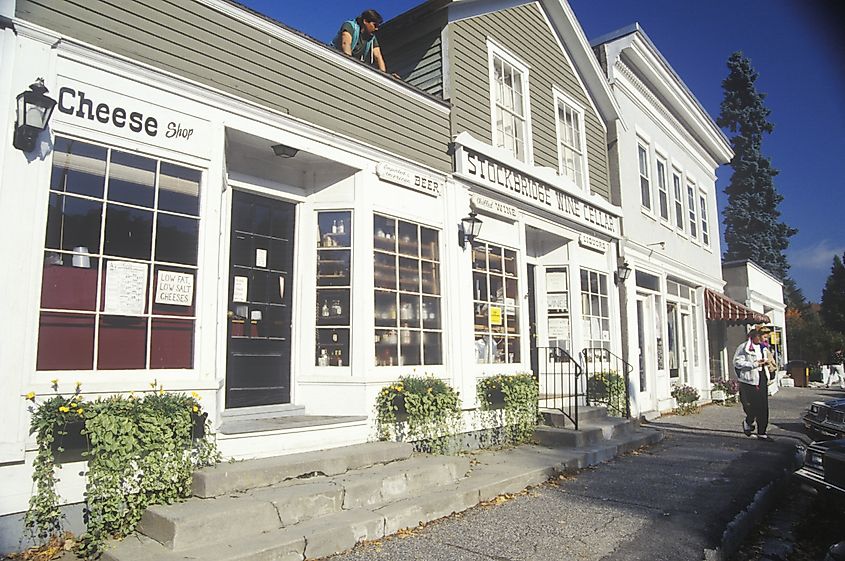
[322,386,835,561]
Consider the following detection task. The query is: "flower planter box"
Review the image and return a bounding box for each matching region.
[191,412,208,440]
[482,389,507,409]
[711,389,726,402]
[52,420,87,452]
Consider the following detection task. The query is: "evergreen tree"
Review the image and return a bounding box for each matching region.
[782,276,808,313]
[821,253,845,332]
[717,52,796,280]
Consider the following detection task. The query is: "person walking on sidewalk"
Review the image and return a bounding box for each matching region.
[734,329,774,440]
[828,348,845,389]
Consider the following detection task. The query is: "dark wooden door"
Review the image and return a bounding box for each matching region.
[225,190,295,408]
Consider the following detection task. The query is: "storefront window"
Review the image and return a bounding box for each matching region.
[473,243,520,364]
[374,215,441,366]
[37,136,201,370]
[316,211,351,366]
[580,269,610,351]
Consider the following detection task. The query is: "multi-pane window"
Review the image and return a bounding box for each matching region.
[580,269,610,350]
[637,144,651,211]
[373,215,442,366]
[687,184,698,238]
[673,172,684,231]
[473,243,520,363]
[656,158,669,221]
[38,136,201,370]
[492,54,528,162]
[316,211,351,366]
[556,98,584,189]
[699,194,710,246]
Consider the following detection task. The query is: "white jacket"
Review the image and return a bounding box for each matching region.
[733,340,770,386]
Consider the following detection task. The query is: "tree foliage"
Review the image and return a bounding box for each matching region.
[821,253,845,332]
[717,52,796,280]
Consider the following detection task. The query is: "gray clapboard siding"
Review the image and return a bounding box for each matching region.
[449,3,610,199]
[380,14,447,97]
[17,0,451,170]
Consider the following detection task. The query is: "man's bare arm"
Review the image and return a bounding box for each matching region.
[372,46,387,72]
[341,30,353,56]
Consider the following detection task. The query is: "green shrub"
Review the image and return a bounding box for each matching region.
[375,375,461,454]
[587,371,627,416]
[24,382,219,558]
[476,373,539,445]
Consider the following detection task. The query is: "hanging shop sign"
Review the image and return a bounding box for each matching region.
[376,163,443,197]
[470,193,518,221]
[578,234,609,253]
[454,147,620,237]
[54,72,210,156]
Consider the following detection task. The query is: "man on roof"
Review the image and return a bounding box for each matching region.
[332,9,388,72]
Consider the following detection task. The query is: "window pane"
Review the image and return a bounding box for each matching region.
[398,221,418,257]
[41,253,99,311]
[150,318,194,369]
[155,214,199,265]
[108,151,156,208]
[159,163,200,216]
[399,293,420,329]
[423,331,442,365]
[398,257,419,292]
[374,252,396,290]
[400,329,421,365]
[37,312,95,370]
[98,315,147,369]
[421,261,440,295]
[50,138,106,198]
[45,193,102,252]
[104,204,153,260]
[375,291,397,327]
[317,249,351,286]
[374,215,396,252]
[316,329,349,366]
[422,296,441,330]
[420,227,439,261]
[375,329,398,366]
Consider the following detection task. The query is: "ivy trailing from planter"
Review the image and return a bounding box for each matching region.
[24,382,219,558]
[476,373,539,445]
[375,375,461,454]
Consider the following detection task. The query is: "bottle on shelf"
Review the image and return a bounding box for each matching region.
[337,219,345,234]
[321,302,329,317]
[331,219,338,234]
[332,299,342,316]
[318,349,328,366]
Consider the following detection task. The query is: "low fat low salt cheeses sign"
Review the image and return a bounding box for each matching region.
[155,271,194,306]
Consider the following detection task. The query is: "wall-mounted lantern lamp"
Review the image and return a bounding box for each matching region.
[14,78,57,153]
[614,261,632,285]
[271,143,298,158]
[459,211,482,249]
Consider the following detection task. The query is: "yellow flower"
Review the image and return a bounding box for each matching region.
[58,406,70,413]
[77,409,84,416]
[191,391,201,400]
[158,389,165,395]
[26,391,36,401]
[192,405,199,413]
[427,388,432,393]
[70,402,77,408]
[75,381,82,391]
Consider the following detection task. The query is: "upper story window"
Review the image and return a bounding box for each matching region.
[38,136,201,371]
[554,91,586,189]
[656,157,669,221]
[699,193,710,246]
[637,144,651,211]
[687,184,698,239]
[488,41,531,162]
[672,171,684,232]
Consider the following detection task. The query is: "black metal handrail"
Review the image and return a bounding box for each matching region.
[579,347,632,418]
[533,346,582,429]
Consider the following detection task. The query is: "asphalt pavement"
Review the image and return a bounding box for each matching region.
[324,386,838,561]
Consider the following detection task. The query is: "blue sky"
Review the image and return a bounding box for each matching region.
[240,1,845,303]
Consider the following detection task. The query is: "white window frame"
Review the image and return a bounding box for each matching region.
[655,154,669,222]
[553,88,588,190]
[487,39,533,164]
[672,169,685,234]
[637,142,652,212]
[699,191,710,247]
[687,182,698,240]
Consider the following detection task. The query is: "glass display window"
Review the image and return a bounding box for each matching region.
[580,268,610,352]
[37,136,201,371]
[374,215,442,366]
[473,243,520,364]
[315,211,352,367]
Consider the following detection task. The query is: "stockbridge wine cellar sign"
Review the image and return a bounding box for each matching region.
[455,147,620,237]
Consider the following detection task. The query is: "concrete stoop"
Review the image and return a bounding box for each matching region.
[103,420,662,561]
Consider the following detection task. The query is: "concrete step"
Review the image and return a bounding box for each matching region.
[192,440,414,497]
[533,424,605,447]
[541,405,610,428]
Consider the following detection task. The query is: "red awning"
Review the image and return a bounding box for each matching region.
[704,288,770,324]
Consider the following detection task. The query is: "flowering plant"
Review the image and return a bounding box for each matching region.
[24,381,218,558]
[711,379,740,395]
[670,384,700,415]
[476,373,539,445]
[375,375,461,453]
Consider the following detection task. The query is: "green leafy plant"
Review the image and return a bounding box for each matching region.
[375,375,461,454]
[587,371,627,417]
[671,384,700,415]
[476,373,539,445]
[24,381,219,558]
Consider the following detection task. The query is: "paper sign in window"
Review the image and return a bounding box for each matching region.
[155,271,194,306]
[104,261,148,315]
[546,271,568,292]
[547,294,568,311]
[489,306,503,326]
[548,317,570,339]
[232,276,248,303]
[279,276,285,300]
[255,248,267,268]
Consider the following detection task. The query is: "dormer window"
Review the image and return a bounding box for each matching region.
[554,90,586,189]
[487,41,531,163]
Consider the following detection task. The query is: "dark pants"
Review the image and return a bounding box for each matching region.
[739,381,769,435]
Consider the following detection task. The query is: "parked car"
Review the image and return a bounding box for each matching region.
[803,397,845,440]
[795,438,845,498]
